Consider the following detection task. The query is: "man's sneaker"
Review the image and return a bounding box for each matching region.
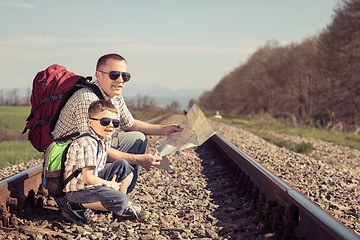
[114,205,149,222]
[61,202,95,225]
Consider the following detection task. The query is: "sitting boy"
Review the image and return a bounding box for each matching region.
[62,99,149,224]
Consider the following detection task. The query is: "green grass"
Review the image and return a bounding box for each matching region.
[0,106,40,168]
[0,106,31,136]
[219,116,360,152]
[0,141,42,168]
[130,106,177,121]
[0,106,174,169]
[255,131,314,155]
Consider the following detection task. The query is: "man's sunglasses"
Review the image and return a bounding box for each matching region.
[97,70,131,82]
[90,117,120,128]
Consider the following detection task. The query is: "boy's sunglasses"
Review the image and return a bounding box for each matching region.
[90,118,120,128]
[97,70,131,82]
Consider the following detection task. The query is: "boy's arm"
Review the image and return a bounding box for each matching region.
[82,167,121,190]
[107,148,161,171]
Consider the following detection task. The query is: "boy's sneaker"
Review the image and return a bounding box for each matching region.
[114,204,149,222]
[128,201,142,212]
[61,202,95,225]
[84,208,96,222]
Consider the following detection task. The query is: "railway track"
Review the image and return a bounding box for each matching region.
[207,134,359,240]
[0,113,359,239]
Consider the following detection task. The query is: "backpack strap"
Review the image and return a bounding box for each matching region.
[24,94,65,124]
[49,76,104,134]
[22,93,67,135]
[74,133,100,155]
[77,78,104,101]
[24,71,69,125]
[54,131,80,143]
[62,133,100,187]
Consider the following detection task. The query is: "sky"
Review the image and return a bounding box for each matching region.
[0,0,339,97]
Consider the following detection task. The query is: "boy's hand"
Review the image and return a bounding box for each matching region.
[110,175,122,190]
[140,154,162,171]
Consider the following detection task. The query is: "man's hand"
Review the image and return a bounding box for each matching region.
[163,124,183,136]
[139,154,162,171]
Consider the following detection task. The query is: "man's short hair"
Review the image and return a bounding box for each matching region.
[88,99,118,118]
[96,53,127,71]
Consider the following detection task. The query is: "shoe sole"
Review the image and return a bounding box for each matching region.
[116,213,150,222]
[90,215,98,222]
[62,210,96,225]
[134,213,149,222]
[62,211,83,226]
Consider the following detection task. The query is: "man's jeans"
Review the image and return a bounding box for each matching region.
[66,159,134,214]
[111,131,148,194]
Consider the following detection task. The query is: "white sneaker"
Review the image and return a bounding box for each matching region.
[114,204,149,222]
[128,201,142,212]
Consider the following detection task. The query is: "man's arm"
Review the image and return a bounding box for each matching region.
[107,119,182,170]
[107,147,162,171]
[123,119,182,136]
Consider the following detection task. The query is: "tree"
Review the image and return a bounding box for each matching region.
[135,94,155,108]
[199,0,360,126]
[169,101,180,110]
[188,99,198,110]
[318,0,360,124]
[0,90,3,106]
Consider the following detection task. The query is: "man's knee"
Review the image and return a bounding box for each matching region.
[125,131,147,154]
[132,131,146,142]
[100,159,134,182]
[130,131,147,146]
[112,159,130,168]
[112,131,148,154]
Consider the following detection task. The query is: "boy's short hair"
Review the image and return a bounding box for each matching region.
[88,99,118,118]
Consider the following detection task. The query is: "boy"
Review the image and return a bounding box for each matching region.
[62,99,149,224]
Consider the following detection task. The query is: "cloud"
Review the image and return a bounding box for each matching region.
[122,43,256,57]
[0,35,134,45]
[0,2,35,8]
[0,35,258,58]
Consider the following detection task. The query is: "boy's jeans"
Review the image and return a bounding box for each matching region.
[111,131,147,193]
[66,159,134,214]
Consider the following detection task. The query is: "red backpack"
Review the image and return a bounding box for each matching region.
[23,64,103,152]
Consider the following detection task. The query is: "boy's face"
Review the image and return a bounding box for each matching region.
[88,110,118,139]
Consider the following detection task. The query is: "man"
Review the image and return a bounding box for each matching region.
[51,53,182,194]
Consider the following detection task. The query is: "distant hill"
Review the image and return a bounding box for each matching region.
[123,86,206,98]
[1,87,207,110]
[123,86,207,110]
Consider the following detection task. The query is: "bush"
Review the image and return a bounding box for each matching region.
[295,142,314,154]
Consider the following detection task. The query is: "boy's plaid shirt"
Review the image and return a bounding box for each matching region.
[64,128,110,192]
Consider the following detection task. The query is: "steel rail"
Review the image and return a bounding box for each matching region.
[0,164,42,208]
[210,133,360,240]
[0,113,173,209]
[1,113,359,239]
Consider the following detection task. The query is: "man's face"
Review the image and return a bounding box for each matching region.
[96,59,128,98]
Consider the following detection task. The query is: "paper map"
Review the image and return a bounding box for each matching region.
[156,104,216,170]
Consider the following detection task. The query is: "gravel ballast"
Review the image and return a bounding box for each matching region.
[0,114,359,238]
